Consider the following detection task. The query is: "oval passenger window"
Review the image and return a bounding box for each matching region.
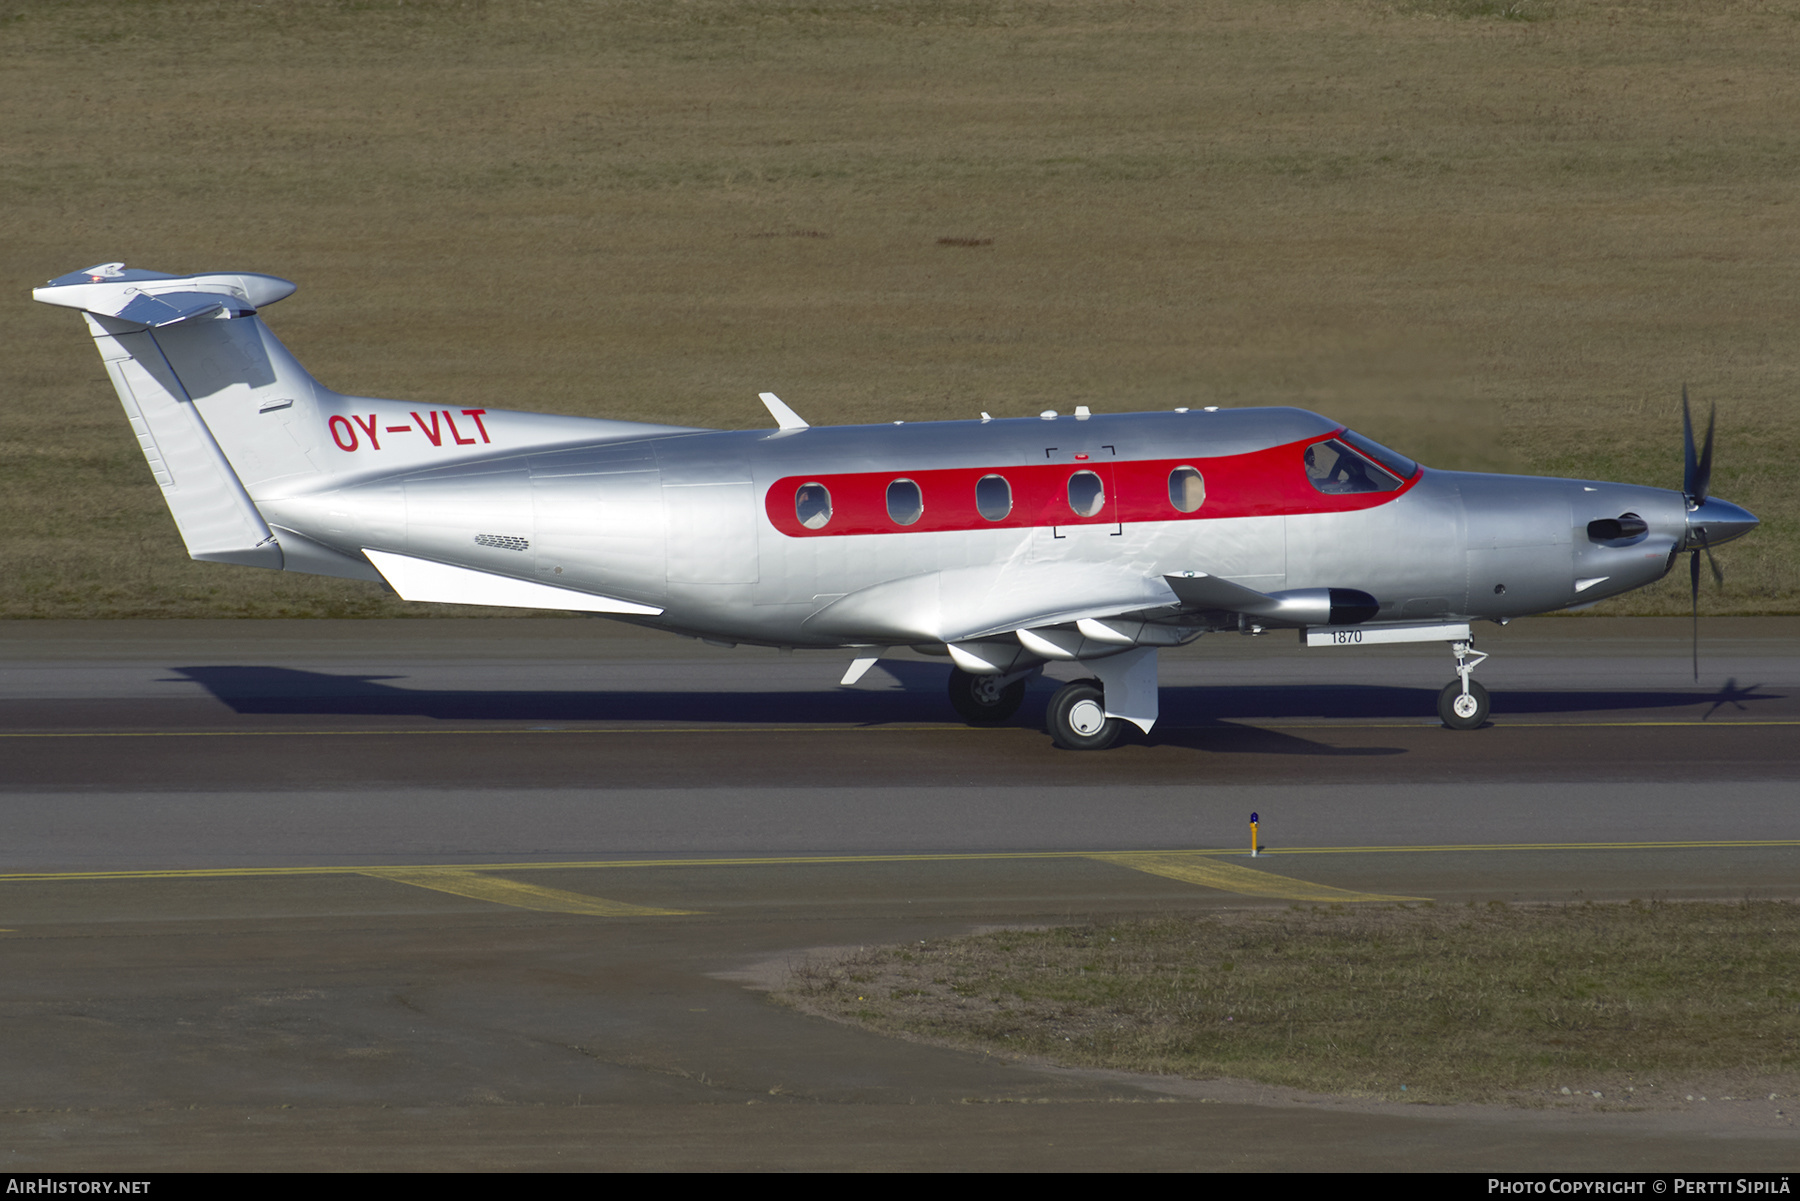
[886,478,923,526]
[975,474,1011,521]
[1067,470,1105,518]
[795,482,832,530]
[1168,465,1205,513]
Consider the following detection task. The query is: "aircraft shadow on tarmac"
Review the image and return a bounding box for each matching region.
[166,663,1776,748]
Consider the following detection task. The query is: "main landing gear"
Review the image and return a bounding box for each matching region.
[948,665,1123,747]
[1437,638,1491,730]
[946,668,1028,726]
[946,646,1155,750]
[946,667,1124,749]
[1046,679,1121,750]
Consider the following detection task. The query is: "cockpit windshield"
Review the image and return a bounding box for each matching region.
[1304,436,1409,495]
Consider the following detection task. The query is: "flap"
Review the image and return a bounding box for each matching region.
[805,562,1181,645]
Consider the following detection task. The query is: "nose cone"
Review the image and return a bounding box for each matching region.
[1685,497,1759,549]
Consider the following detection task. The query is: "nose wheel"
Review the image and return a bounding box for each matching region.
[1438,679,1490,729]
[1046,679,1121,750]
[1438,639,1491,730]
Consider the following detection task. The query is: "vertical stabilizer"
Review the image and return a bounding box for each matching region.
[84,310,284,569]
[32,264,300,569]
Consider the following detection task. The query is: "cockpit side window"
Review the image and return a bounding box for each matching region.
[1304,439,1404,495]
[1337,428,1418,481]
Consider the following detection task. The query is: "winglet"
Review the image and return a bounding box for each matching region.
[759,391,809,431]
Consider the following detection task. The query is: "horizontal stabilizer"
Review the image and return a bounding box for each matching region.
[363,549,663,616]
[32,264,297,324]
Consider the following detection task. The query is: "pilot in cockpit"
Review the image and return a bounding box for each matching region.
[1306,441,1377,494]
[1329,449,1376,492]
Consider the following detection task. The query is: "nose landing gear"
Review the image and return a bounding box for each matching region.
[1438,639,1491,729]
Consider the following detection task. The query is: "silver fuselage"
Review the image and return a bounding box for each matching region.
[258,406,1693,647]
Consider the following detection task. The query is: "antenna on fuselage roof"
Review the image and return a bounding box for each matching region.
[759,392,808,431]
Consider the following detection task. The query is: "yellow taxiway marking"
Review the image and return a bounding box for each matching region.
[0,725,989,739]
[1254,839,1800,856]
[1,840,1794,910]
[0,720,1796,740]
[1,839,1795,885]
[359,868,698,917]
[1230,721,1800,730]
[1088,852,1422,903]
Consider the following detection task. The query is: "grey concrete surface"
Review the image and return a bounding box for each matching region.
[1,616,1795,1170]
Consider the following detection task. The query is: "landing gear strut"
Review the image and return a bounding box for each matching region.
[1046,678,1121,750]
[947,668,1028,726]
[1437,639,1490,730]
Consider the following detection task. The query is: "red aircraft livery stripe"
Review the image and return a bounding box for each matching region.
[764,432,1420,537]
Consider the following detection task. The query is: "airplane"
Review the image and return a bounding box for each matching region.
[32,263,1760,749]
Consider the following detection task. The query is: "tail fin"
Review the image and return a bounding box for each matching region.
[33,264,297,568]
[33,262,704,579]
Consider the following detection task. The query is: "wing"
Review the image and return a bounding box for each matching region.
[802,561,1182,647]
[804,562,1379,646]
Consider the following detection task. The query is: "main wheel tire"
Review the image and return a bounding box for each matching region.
[1437,679,1491,730]
[947,668,1026,726]
[1046,679,1121,750]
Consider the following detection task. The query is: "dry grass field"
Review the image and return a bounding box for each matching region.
[780,901,1800,1106]
[2,0,1795,617]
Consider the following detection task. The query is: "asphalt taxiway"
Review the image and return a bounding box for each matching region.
[1,616,1795,1169]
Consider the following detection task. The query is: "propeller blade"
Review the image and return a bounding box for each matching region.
[1682,386,1716,505]
[1695,402,1716,506]
[1682,385,1696,498]
[1681,387,1729,680]
[1690,548,1701,681]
